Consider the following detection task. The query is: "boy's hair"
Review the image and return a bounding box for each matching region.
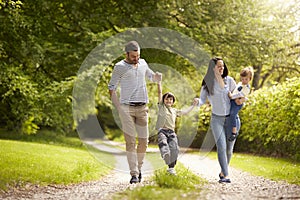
[162,92,176,103]
[240,67,254,80]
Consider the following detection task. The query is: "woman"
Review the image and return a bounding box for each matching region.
[198,57,242,183]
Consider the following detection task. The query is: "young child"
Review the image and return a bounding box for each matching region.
[228,67,253,141]
[155,81,198,175]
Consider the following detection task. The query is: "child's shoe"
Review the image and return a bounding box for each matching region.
[167,167,176,175]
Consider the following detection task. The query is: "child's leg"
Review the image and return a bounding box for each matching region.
[157,131,170,165]
[168,132,179,167]
[230,100,242,134]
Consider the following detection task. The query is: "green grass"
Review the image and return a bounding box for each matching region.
[114,163,207,200]
[1,126,299,199]
[0,139,113,191]
[0,129,84,149]
[204,151,300,185]
[231,153,300,185]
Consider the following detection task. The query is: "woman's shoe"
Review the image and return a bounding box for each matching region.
[218,178,231,183]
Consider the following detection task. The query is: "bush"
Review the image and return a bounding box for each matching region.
[236,77,300,161]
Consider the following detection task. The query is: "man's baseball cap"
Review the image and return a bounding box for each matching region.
[125,41,140,52]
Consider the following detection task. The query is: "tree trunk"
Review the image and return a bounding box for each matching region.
[252,65,262,90]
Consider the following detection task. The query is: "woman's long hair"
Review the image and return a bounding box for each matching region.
[201,57,228,95]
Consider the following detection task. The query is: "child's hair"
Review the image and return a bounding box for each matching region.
[240,67,254,80]
[162,92,176,103]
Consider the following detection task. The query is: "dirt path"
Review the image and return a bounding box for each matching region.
[1,142,300,200]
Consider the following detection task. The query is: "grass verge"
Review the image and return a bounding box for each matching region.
[231,153,300,185]
[204,151,300,185]
[0,139,113,191]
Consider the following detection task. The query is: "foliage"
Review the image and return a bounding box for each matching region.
[166,0,300,89]
[0,65,74,134]
[236,77,300,161]
[0,66,40,134]
[0,0,299,138]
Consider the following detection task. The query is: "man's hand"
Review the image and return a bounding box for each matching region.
[153,72,162,82]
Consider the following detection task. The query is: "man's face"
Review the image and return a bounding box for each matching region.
[126,51,140,64]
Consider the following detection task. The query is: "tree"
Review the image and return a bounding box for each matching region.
[0,0,172,133]
[161,0,300,89]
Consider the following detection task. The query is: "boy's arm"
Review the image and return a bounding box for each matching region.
[157,81,162,103]
[231,85,251,99]
[180,98,198,115]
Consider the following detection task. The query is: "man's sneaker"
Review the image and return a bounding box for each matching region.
[167,168,176,175]
[130,176,139,184]
[138,172,142,183]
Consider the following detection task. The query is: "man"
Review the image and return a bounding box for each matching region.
[108,41,161,184]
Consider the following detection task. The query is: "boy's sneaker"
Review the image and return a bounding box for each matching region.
[130,176,139,184]
[167,168,176,175]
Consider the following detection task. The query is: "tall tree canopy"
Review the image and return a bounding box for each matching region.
[0,0,299,134]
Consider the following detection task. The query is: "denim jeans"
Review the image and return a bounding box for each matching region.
[210,113,240,177]
[230,100,243,130]
[157,129,179,168]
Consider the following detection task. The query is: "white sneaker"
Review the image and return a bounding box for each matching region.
[167,168,176,175]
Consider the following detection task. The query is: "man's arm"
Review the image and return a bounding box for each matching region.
[109,90,121,111]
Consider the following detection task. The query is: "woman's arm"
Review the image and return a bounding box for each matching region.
[198,86,208,107]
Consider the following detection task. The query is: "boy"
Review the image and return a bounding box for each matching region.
[228,67,253,141]
[155,80,198,175]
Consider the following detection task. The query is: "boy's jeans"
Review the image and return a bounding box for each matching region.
[157,129,179,168]
[230,100,243,131]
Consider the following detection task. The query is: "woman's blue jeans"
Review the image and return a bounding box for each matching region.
[210,113,240,177]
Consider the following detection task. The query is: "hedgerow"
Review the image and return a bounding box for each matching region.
[236,77,300,161]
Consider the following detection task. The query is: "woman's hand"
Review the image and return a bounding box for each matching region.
[235,97,246,105]
[228,91,232,99]
[192,98,199,106]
